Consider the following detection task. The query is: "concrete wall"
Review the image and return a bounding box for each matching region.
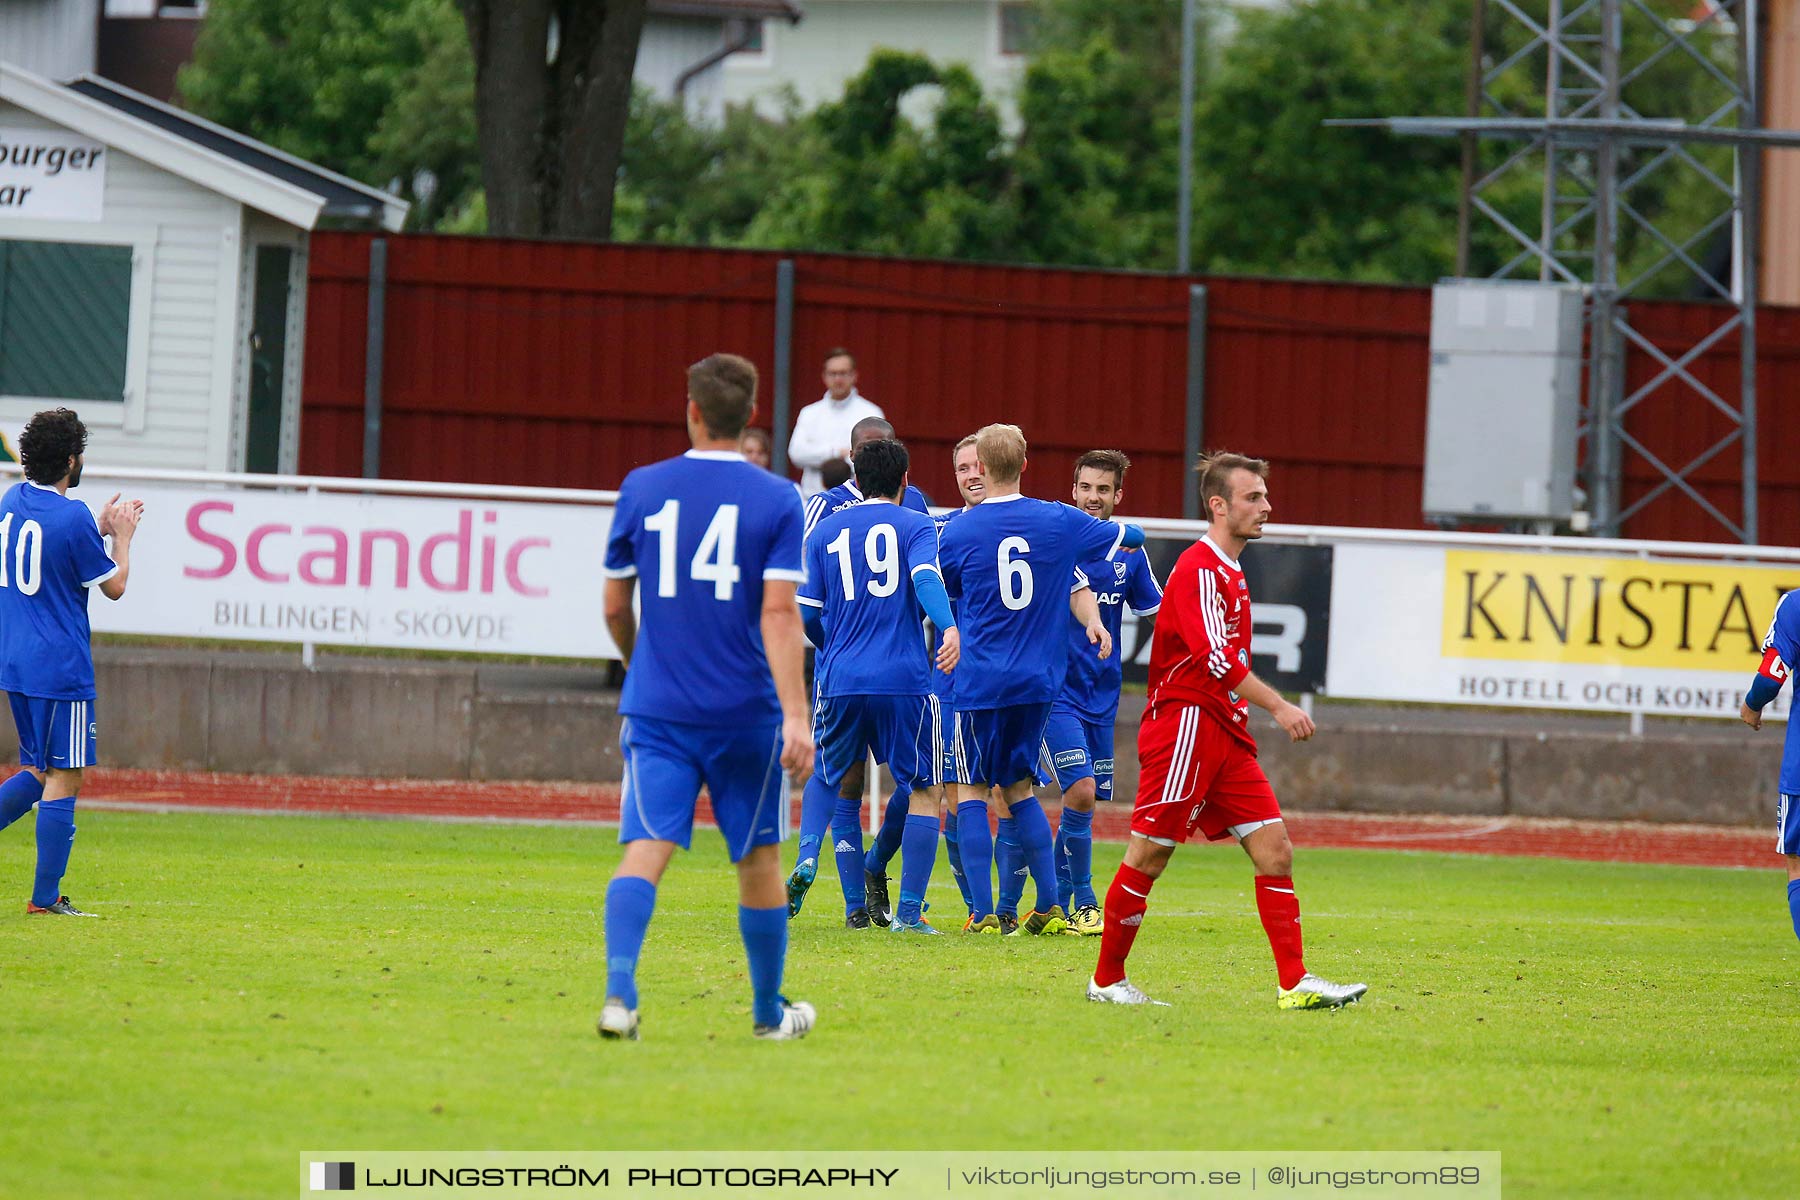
[44,648,1782,829]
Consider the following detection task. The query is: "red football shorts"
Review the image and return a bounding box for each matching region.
[1130,704,1281,844]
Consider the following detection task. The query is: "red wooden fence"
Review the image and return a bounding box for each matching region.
[301,232,1795,541]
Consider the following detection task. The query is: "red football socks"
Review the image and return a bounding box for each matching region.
[1094,863,1156,987]
[1255,874,1307,990]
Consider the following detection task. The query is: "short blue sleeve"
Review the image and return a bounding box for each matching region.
[763,489,806,583]
[1064,503,1126,562]
[939,528,963,600]
[1772,593,1800,667]
[603,483,638,578]
[1127,552,1164,614]
[798,529,825,608]
[903,515,938,579]
[69,507,117,587]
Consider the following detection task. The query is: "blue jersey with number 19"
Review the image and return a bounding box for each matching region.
[604,450,805,727]
[938,494,1128,710]
[799,501,940,697]
[0,482,118,702]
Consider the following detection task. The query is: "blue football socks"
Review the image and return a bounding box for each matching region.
[603,876,658,1009]
[866,787,908,875]
[1060,807,1096,909]
[942,806,974,914]
[1789,878,1800,943]
[896,814,938,926]
[995,817,1025,918]
[956,799,994,919]
[831,797,866,914]
[738,904,787,1027]
[0,771,43,834]
[1009,797,1060,915]
[795,774,836,869]
[31,796,75,909]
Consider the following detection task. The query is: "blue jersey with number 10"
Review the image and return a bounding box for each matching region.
[799,502,940,698]
[604,450,805,727]
[0,482,118,702]
[938,494,1128,710]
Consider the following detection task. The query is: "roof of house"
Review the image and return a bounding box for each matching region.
[647,0,804,21]
[0,61,407,231]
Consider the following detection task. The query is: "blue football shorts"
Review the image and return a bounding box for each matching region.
[618,716,788,862]
[1039,703,1116,801]
[10,695,98,772]
[812,692,933,795]
[1779,793,1800,856]
[953,702,1053,791]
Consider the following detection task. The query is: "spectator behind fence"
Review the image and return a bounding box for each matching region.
[740,427,774,471]
[787,348,882,494]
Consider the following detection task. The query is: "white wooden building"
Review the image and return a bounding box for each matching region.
[0,62,404,474]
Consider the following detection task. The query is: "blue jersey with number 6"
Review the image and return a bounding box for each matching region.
[938,494,1128,710]
[604,450,805,727]
[0,482,118,701]
[798,502,941,698]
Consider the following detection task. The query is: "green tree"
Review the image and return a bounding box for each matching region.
[178,0,480,229]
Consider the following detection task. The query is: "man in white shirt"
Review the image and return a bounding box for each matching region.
[787,348,884,495]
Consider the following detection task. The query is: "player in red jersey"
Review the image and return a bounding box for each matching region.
[1088,452,1368,1010]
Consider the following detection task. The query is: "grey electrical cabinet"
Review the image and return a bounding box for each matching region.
[1424,280,1584,522]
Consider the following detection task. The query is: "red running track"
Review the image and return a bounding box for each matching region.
[72,767,1782,871]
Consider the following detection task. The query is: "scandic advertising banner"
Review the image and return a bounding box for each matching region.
[1326,543,1799,720]
[81,477,622,659]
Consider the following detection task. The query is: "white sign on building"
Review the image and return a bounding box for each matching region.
[0,125,106,221]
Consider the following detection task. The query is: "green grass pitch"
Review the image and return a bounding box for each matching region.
[0,810,1790,1198]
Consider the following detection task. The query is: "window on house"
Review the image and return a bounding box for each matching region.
[730,18,765,54]
[0,241,133,403]
[999,2,1037,56]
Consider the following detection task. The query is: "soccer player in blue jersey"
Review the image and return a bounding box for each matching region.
[598,354,817,1042]
[801,417,932,540]
[791,438,959,932]
[1042,451,1161,934]
[0,408,142,917]
[939,423,1145,936]
[793,415,932,924]
[1739,589,1800,943]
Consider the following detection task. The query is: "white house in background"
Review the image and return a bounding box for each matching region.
[634,0,807,123]
[713,0,1031,123]
[0,63,404,474]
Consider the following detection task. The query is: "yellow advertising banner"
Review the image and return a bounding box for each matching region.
[1440,550,1800,672]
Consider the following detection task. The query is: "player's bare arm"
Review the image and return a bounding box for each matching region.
[761,580,816,776]
[1234,670,1315,742]
[1070,585,1112,661]
[603,577,638,667]
[98,496,141,601]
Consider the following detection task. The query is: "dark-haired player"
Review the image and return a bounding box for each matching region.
[599,354,817,1041]
[1035,450,1162,935]
[0,408,142,917]
[1089,452,1367,1010]
[794,438,958,933]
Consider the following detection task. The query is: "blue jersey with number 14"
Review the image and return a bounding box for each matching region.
[938,494,1128,710]
[799,502,940,697]
[604,450,805,727]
